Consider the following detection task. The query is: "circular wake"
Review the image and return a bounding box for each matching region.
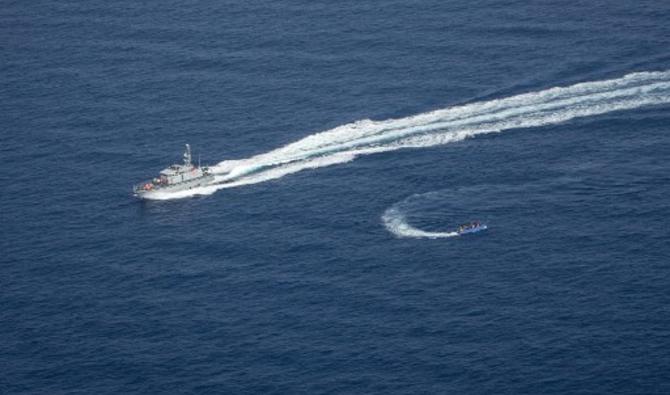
[382,206,459,239]
[381,189,485,239]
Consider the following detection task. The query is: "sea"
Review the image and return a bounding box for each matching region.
[2,1,670,393]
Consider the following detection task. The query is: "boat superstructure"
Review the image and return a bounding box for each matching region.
[133,144,214,199]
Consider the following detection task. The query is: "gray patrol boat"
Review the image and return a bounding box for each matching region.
[133,144,214,199]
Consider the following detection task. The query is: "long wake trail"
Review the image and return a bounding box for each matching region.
[147,70,670,199]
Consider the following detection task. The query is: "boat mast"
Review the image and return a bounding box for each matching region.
[183,144,192,166]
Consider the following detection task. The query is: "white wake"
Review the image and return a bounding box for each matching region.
[382,206,458,239]
[145,70,670,200]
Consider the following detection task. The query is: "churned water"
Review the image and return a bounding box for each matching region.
[3,1,670,393]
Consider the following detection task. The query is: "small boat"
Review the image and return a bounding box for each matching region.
[457,221,488,235]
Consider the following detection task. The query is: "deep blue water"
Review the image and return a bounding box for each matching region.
[3,1,670,393]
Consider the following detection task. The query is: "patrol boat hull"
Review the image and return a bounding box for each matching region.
[134,174,215,199]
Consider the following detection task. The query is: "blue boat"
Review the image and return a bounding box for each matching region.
[457,221,488,235]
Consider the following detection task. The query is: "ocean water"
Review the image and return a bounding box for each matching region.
[3,1,670,393]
